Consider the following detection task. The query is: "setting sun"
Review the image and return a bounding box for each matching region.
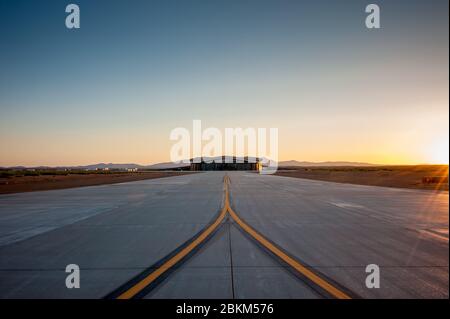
[428,138,450,164]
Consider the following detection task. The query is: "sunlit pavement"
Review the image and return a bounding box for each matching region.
[0,172,447,298]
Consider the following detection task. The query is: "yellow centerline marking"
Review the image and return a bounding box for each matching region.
[116,174,351,299]
[224,175,351,299]
[116,178,229,299]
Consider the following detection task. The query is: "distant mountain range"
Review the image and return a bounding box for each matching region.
[277,160,378,167]
[0,162,189,170]
[2,159,379,170]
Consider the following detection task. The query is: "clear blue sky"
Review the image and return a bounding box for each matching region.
[0,0,448,166]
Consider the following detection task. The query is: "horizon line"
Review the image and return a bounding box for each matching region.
[1,160,449,169]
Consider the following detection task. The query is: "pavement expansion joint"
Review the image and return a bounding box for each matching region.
[104,175,355,299]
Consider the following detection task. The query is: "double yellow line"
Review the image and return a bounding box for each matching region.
[115,175,351,299]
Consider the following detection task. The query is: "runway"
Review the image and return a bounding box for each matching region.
[0,172,447,298]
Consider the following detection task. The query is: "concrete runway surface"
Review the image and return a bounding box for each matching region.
[0,172,447,298]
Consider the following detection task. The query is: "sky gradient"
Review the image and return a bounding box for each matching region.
[0,0,448,166]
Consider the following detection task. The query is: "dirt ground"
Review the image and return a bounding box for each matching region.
[1,166,448,194]
[0,172,193,195]
[275,165,449,191]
